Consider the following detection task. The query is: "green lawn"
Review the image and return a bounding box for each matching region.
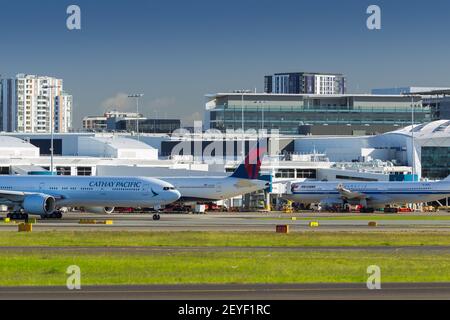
[1,231,449,286]
[1,231,450,247]
[1,250,449,286]
[260,215,450,221]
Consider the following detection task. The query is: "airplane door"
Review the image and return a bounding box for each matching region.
[39,182,45,192]
[99,186,106,197]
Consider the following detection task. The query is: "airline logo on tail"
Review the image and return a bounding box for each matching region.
[231,140,267,180]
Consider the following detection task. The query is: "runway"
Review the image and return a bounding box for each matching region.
[1,212,450,232]
[0,283,449,300]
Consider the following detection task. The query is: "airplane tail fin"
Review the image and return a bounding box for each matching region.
[231,139,267,180]
[444,175,450,181]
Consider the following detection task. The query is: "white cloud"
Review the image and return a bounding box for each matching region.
[100,93,134,112]
[181,111,202,125]
[98,95,203,126]
[100,94,178,117]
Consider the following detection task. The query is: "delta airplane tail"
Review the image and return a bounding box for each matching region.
[231,139,267,180]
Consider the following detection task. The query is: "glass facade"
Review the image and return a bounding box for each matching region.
[77,167,92,176]
[275,169,317,179]
[209,104,431,134]
[421,147,450,179]
[116,119,181,134]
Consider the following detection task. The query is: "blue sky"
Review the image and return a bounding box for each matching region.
[1,0,449,128]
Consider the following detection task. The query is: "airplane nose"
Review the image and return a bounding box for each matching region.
[170,190,181,202]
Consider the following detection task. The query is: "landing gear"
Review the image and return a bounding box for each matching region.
[41,211,63,219]
[360,207,375,213]
[7,212,28,220]
[152,204,162,221]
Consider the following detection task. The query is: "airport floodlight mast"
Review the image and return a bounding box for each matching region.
[234,89,252,159]
[254,100,268,130]
[403,93,419,182]
[128,93,144,140]
[411,95,415,181]
[42,85,58,175]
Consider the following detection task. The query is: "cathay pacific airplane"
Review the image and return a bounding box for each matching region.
[0,176,180,220]
[161,140,270,202]
[285,177,450,211]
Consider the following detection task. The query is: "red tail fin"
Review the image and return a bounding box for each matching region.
[231,139,267,179]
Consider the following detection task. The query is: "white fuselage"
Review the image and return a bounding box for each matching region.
[0,176,180,208]
[162,176,269,201]
[285,181,450,207]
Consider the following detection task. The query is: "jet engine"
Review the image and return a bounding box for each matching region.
[84,207,115,214]
[23,194,56,215]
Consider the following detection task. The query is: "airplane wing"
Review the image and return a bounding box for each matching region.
[234,179,256,188]
[336,184,369,200]
[234,179,269,189]
[0,190,64,204]
[0,190,27,203]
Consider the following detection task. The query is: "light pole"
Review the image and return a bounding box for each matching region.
[254,100,267,131]
[128,93,144,140]
[411,95,416,182]
[405,93,418,181]
[242,92,244,159]
[234,89,251,159]
[43,85,58,175]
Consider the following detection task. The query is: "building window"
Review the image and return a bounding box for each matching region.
[56,166,71,176]
[0,167,10,175]
[421,147,450,179]
[77,167,92,176]
[296,169,317,179]
[335,175,378,182]
[275,169,296,178]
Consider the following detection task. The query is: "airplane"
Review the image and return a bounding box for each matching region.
[0,176,180,221]
[284,177,450,212]
[160,140,270,203]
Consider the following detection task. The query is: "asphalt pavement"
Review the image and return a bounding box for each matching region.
[0,283,449,300]
[1,212,450,232]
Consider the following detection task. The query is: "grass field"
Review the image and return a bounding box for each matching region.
[260,215,450,221]
[1,250,450,286]
[1,231,449,286]
[0,230,450,247]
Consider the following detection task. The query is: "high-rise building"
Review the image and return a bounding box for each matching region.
[264,72,346,95]
[0,78,16,132]
[55,92,73,133]
[0,74,72,133]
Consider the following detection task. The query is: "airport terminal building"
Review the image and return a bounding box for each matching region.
[204,93,428,135]
[2,120,449,179]
[0,120,449,207]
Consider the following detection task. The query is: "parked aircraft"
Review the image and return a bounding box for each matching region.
[0,176,180,220]
[285,178,450,211]
[161,140,270,202]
